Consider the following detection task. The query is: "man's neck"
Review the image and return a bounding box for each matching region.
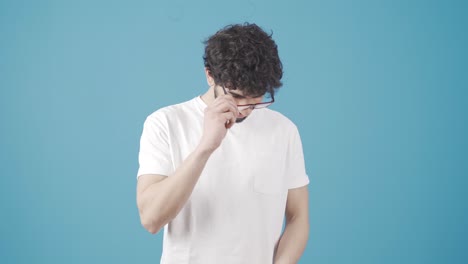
[200,86,215,106]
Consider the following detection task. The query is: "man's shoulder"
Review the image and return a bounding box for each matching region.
[257,108,298,130]
[146,97,199,120]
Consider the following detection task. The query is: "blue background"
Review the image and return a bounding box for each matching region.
[1,0,467,263]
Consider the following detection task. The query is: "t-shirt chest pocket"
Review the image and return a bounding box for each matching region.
[249,151,287,195]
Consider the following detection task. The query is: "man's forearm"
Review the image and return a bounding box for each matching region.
[138,145,214,233]
[274,215,309,264]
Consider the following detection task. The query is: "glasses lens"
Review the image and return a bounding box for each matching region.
[254,102,273,109]
[237,102,273,111]
[237,105,251,111]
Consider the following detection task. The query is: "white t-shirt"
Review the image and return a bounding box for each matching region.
[137,96,309,264]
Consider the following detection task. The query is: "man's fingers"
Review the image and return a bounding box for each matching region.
[213,95,238,112]
[209,94,238,129]
[213,98,238,116]
[214,101,235,112]
[221,112,236,128]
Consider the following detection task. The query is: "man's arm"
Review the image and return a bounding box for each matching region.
[274,185,309,264]
[136,93,239,234]
[137,146,213,234]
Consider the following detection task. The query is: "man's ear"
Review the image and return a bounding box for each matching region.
[205,67,215,87]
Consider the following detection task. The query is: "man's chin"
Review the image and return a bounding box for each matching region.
[236,116,247,123]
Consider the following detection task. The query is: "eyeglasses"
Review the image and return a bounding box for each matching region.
[215,86,275,111]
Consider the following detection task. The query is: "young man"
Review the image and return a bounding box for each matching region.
[136,23,309,264]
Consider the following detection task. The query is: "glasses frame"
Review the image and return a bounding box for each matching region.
[216,86,275,111]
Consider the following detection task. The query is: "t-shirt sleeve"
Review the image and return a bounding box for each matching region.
[286,125,310,189]
[137,113,174,179]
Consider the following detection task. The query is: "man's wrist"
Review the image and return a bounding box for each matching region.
[193,143,216,158]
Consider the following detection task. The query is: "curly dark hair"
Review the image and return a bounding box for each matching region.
[203,23,283,98]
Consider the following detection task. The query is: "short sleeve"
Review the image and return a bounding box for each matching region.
[286,126,310,189]
[137,113,174,179]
